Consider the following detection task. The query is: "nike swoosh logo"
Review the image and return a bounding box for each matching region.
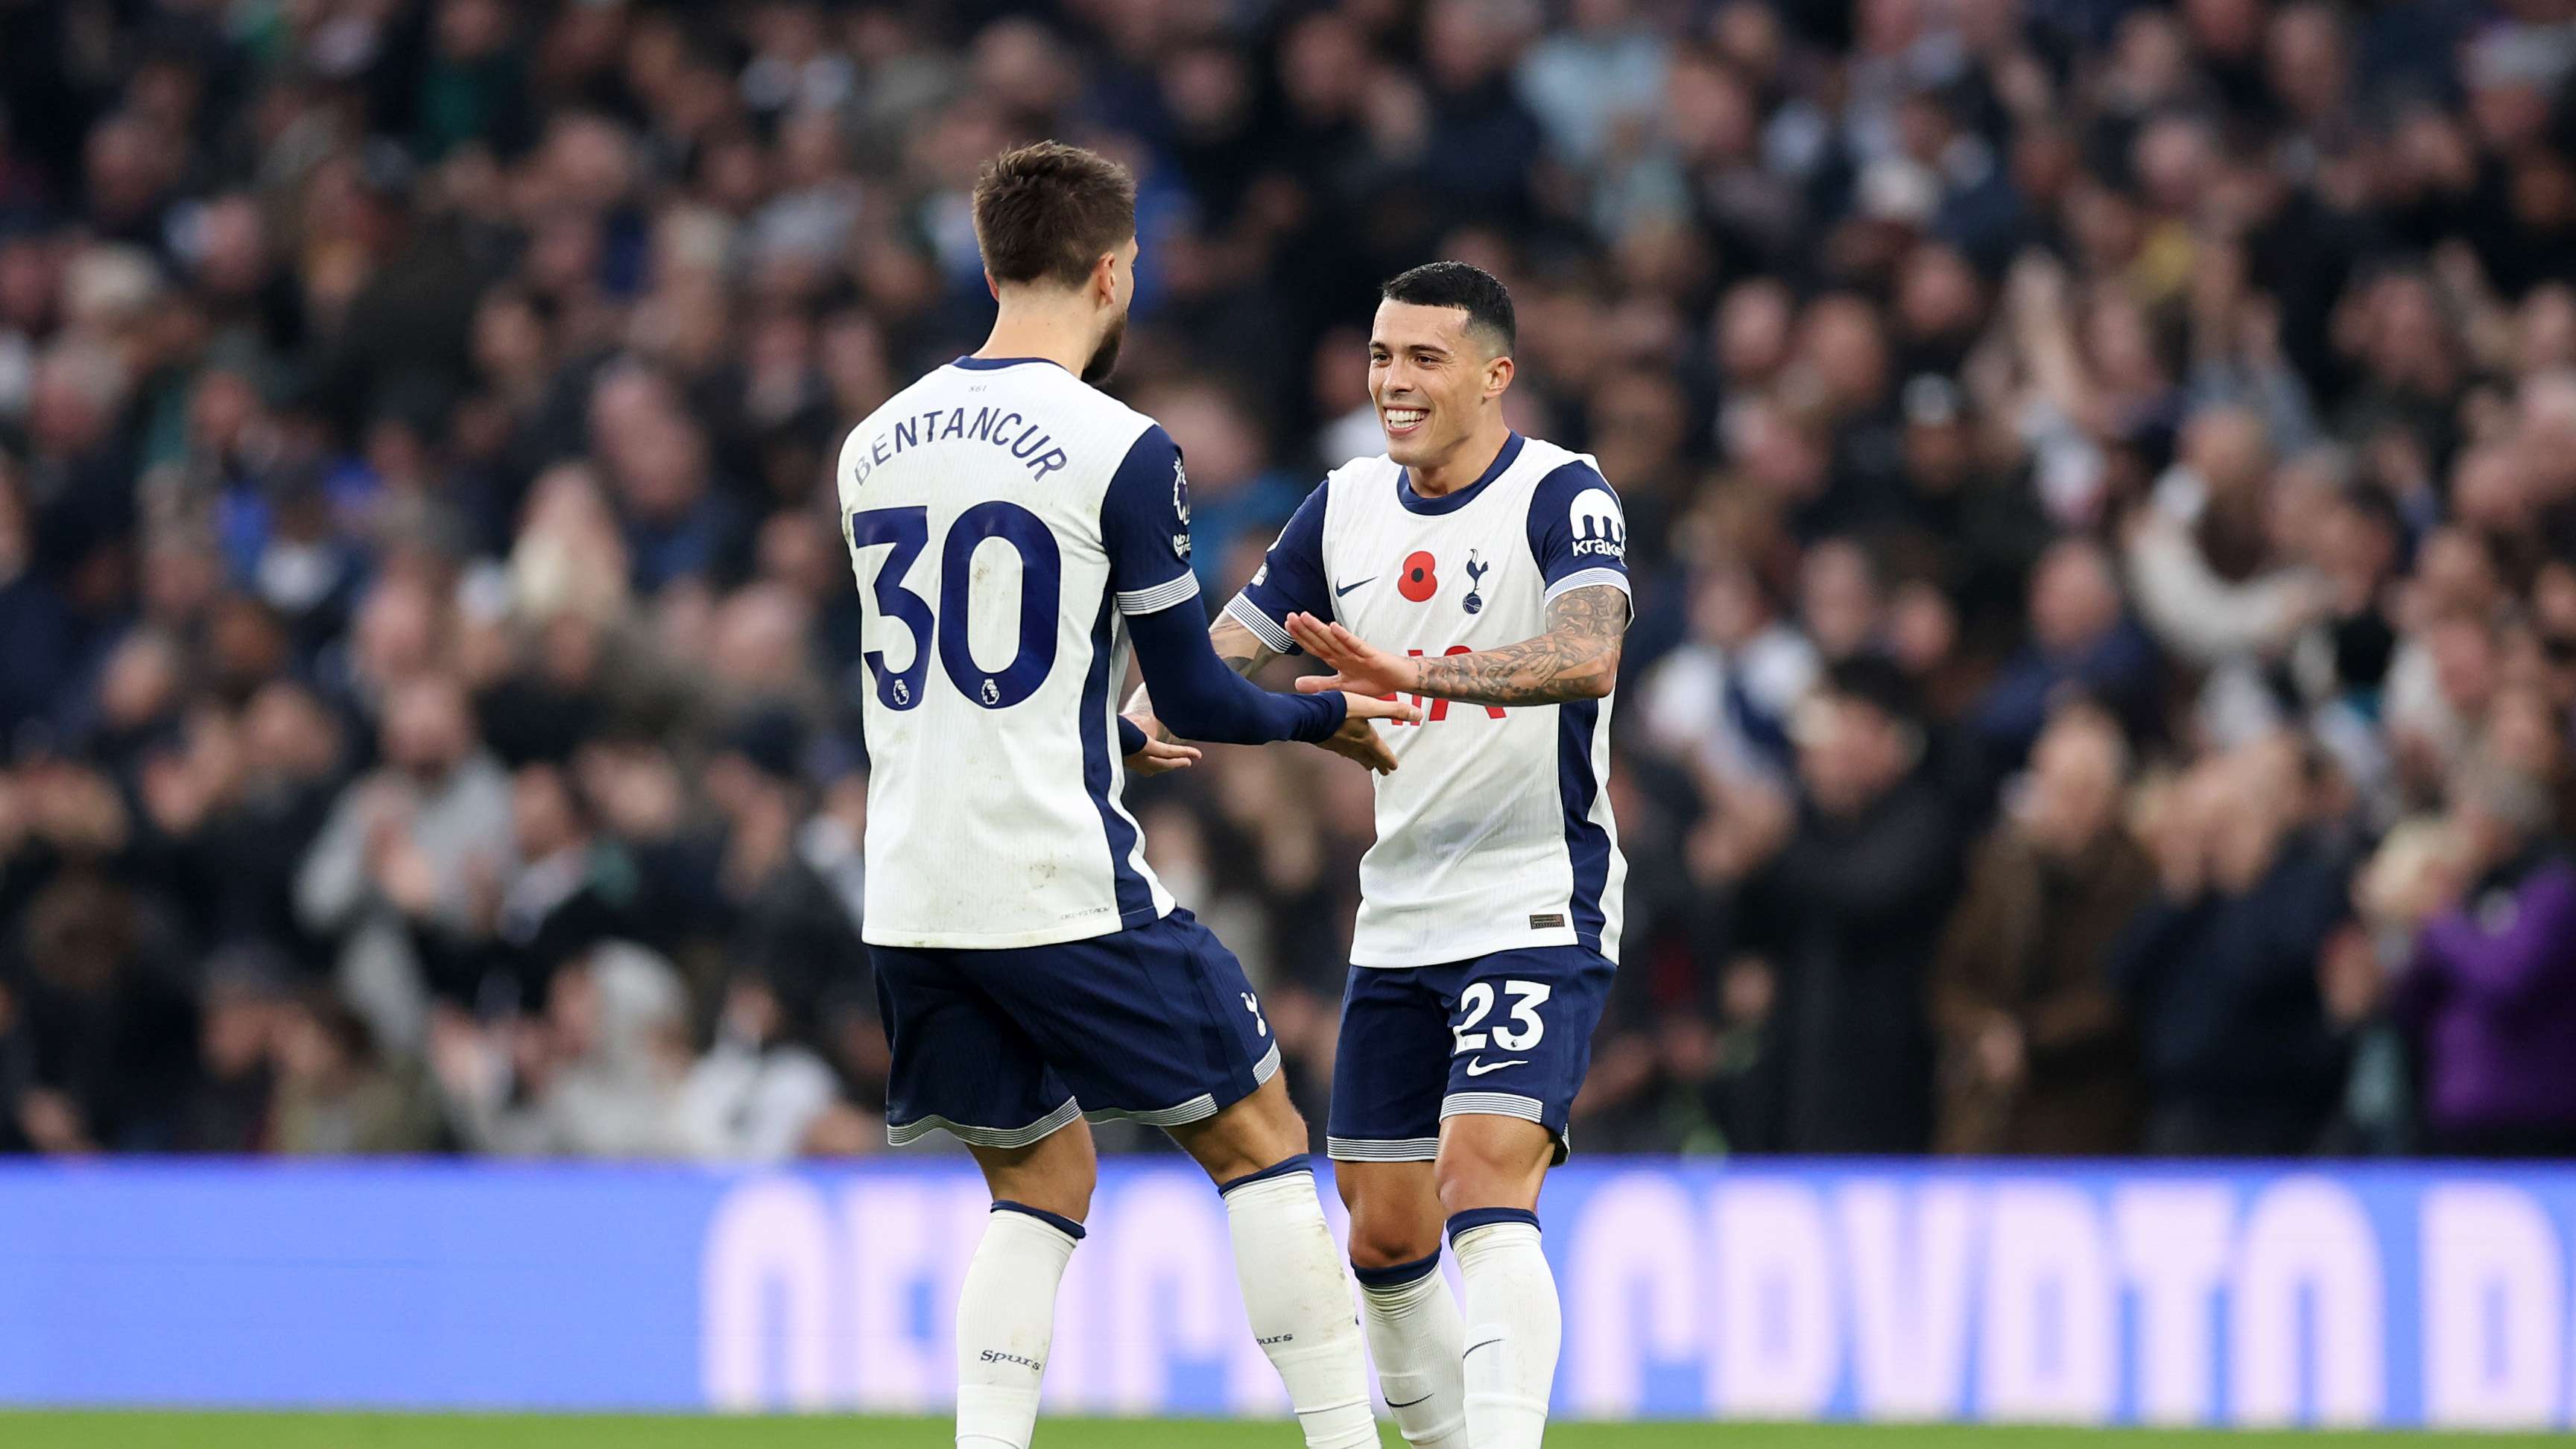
[1385,1395,1434,1410]
[1464,1337,1505,1360]
[1464,1057,1529,1077]
[1334,577,1376,597]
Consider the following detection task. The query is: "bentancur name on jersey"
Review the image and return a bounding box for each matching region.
[848,401,1075,486]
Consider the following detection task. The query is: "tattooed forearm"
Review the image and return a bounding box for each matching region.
[1409,586,1628,706]
[1124,613,1282,739]
[1209,614,1280,679]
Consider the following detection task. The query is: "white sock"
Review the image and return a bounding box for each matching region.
[1358,1255,1471,1449]
[1452,1214,1558,1449]
[1221,1158,1379,1449]
[956,1202,1080,1449]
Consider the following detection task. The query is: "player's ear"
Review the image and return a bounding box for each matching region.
[984,270,999,301]
[1092,250,1118,306]
[1484,352,1515,400]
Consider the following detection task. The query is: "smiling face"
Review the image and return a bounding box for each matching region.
[1368,299,1512,469]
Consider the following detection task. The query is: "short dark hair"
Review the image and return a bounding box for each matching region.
[1381,261,1516,355]
[972,142,1138,289]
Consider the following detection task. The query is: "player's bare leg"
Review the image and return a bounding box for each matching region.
[1167,1076,1377,1449]
[1339,1160,1469,1449]
[955,1118,1099,1449]
[1341,1158,1444,1268]
[1436,1114,1559,1449]
[1165,1071,1308,1182]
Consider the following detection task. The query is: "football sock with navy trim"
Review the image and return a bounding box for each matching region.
[1449,1209,1556,1449]
[1222,1157,1378,1449]
[1355,1252,1470,1449]
[956,1202,1082,1449]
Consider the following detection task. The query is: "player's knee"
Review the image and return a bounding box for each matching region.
[984,1171,1093,1224]
[1432,1158,1500,1219]
[1433,1123,1549,1217]
[1007,1166,1096,1222]
[1345,1205,1440,1270]
[974,1126,1100,1222]
[1045,1173,1098,1223]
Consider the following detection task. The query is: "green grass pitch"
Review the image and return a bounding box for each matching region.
[1,1416,2567,1448]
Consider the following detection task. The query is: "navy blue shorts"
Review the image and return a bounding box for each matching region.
[873,908,1282,1149]
[1324,945,1614,1164]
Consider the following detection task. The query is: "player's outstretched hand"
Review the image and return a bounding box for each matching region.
[1120,711,1203,776]
[1339,692,1422,727]
[1285,613,1423,699]
[1317,714,1402,774]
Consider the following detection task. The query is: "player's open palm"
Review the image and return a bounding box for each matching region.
[1118,711,1203,776]
[1285,612,1420,699]
[1124,735,1203,776]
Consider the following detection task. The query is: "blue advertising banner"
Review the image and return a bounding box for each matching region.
[0,1159,2572,1429]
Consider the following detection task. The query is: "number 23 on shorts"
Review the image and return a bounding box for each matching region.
[1452,980,1551,1054]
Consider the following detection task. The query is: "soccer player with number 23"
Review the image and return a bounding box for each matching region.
[1131,259,1631,1449]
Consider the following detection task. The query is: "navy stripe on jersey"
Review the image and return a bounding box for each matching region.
[1231,480,1333,652]
[1523,458,1631,601]
[949,355,1067,372]
[1396,431,1525,516]
[1080,594,1160,928]
[1557,697,1611,953]
[1101,425,1197,603]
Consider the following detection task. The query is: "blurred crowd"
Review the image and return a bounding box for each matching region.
[4,0,2576,1163]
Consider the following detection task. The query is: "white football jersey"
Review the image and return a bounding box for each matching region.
[837,357,1200,949]
[1227,432,1629,967]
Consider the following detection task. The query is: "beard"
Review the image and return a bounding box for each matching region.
[1080,310,1128,384]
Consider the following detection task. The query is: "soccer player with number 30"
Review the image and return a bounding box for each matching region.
[837,141,1413,1449]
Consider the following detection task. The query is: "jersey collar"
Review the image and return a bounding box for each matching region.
[951,355,1069,372]
[1396,431,1524,516]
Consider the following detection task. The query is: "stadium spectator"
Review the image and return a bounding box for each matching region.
[7,869,196,1153]
[137,680,346,977]
[2112,737,2354,1155]
[172,946,291,1154]
[1738,654,1962,1154]
[296,673,513,1056]
[1639,556,1817,790]
[1932,706,2153,1155]
[2392,764,2576,1158]
[673,974,842,1162]
[270,989,440,1156]
[1970,538,2161,775]
[430,940,692,1158]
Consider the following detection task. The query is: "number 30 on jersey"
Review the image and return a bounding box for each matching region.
[850,502,1062,711]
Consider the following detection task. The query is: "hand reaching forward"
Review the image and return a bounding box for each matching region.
[1338,691,1422,730]
[1286,613,1420,699]
[1321,714,1401,773]
[1128,692,1415,775]
[1119,712,1204,777]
